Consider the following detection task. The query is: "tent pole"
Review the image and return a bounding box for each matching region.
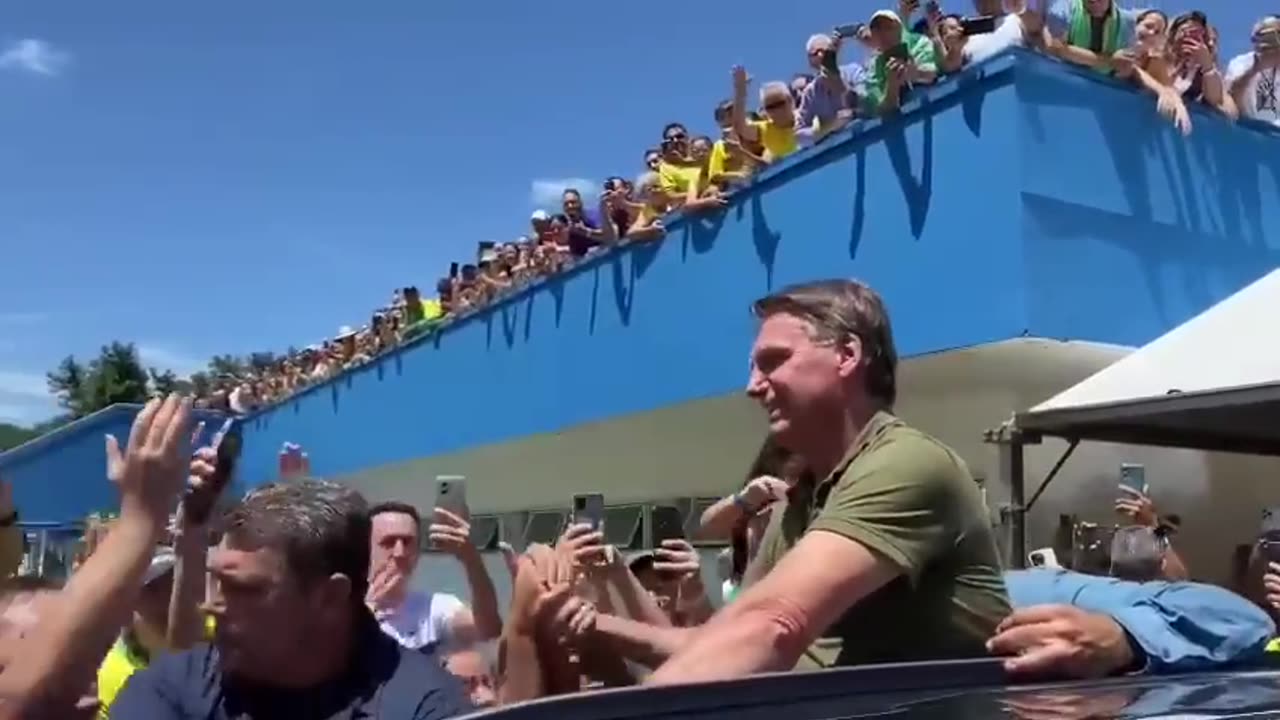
[1006,437,1027,568]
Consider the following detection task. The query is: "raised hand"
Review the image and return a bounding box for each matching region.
[1114,486,1157,527]
[652,539,701,582]
[739,475,789,511]
[109,394,194,522]
[428,507,475,558]
[555,522,608,573]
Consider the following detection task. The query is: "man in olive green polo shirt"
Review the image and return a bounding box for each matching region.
[649,278,1009,684]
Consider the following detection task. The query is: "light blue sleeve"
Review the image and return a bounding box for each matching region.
[1107,583,1275,674]
[1044,0,1073,39]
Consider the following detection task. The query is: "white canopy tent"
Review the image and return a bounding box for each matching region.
[1016,268,1280,456]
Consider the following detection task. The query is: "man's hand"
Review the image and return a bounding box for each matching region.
[988,605,1136,679]
[898,0,919,19]
[1264,564,1280,613]
[365,559,406,613]
[429,507,476,559]
[556,523,608,573]
[887,59,909,90]
[1111,49,1137,78]
[1114,486,1157,527]
[109,395,193,522]
[732,65,750,92]
[180,418,235,533]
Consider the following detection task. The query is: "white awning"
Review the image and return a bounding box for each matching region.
[1016,269,1280,456]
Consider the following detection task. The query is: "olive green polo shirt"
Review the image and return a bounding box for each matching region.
[748,412,1010,668]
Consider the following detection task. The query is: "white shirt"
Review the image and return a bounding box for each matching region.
[375,590,465,652]
[1226,52,1280,127]
[964,14,1025,66]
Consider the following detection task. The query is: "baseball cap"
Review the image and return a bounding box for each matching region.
[869,10,902,28]
[530,209,550,222]
[142,547,176,587]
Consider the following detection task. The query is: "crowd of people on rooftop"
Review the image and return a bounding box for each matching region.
[5,2,1280,718]
[189,0,1280,417]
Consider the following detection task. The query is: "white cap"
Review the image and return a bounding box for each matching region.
[142,547,176,587]
[336,325,356,338]
[869,9,902,27]
[530,209,550,221]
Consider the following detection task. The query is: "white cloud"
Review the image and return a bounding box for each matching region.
[529,177,596,211]
[0,370,49,400]
[138,344,205,377]
[0,39,71,77]
[0,370,56,426]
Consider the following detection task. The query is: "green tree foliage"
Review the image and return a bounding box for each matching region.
[46,342,154,420]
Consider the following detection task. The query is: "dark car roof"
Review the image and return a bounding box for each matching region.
[467,658,1280,720]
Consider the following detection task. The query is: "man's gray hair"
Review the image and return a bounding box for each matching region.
[806,34,834,54]
[1255,15,1280,35]
[223,479,372,602]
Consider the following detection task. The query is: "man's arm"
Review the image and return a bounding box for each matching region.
[1226,55,1260,114]
[646,530,898,684]
[592,614,697,669]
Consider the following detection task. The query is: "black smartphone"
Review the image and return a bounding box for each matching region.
[886,42,910,61]
[449,262,460,278]
[572,493,605,532]
[833,23,864,39]
[650,505,685,546]
[961,15,998,35]
[185,419,241,525]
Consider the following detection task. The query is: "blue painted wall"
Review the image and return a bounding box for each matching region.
[9,51,1280,518]
[232,49,1279,488]
[0,405,230,522]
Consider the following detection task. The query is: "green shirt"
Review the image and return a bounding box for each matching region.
[748,412,1010,668]
[863,30,939,112]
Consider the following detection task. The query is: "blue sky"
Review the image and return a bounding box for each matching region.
[0,1,1264,425]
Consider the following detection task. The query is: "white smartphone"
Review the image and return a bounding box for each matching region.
[1028,547,1061,568]
[435,475,468,518]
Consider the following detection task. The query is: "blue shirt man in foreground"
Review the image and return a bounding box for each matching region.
[111,480,469,719]
[992,568,1274,678]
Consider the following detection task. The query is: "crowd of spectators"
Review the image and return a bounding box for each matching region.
[187,1,1280,417]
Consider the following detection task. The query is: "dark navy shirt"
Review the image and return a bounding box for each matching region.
[109,612,471,719]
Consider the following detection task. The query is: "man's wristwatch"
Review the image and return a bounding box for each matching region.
[0,510,17,528]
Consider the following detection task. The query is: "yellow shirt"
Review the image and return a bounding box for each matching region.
[421,298,443,321]
[658,161,701,195]
[97,638,148,718]
[751,120,798,162]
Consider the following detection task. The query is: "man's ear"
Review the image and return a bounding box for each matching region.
[318,573,354,612]
[837,335,864,379]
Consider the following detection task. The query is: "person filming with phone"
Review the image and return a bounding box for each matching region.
[1226,15,1280,128]
[862,10,939,116]
[365,488,502,655]
[794,30,867,143]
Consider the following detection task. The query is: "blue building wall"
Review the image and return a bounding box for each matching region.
[8,51,1280,518]
[232,49,1279,488]
[0,405,230,522]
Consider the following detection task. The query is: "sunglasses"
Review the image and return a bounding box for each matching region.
[763,97,789,111]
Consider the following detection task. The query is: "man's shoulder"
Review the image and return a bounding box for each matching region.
[378,638,472,718]
[1225,52,1254,80]
[110,644,220,717]
[857,418,971,484]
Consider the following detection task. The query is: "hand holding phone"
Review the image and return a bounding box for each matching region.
[184,418,240,527]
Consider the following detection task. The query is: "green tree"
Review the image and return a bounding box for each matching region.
[188,371,213,398]
[45,342,154,420]
[47,355,90,416]
[149,367,182,396]
[207,354,246,379]
[247,351,278,373]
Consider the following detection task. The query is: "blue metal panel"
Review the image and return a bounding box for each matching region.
[0,404,230,522]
